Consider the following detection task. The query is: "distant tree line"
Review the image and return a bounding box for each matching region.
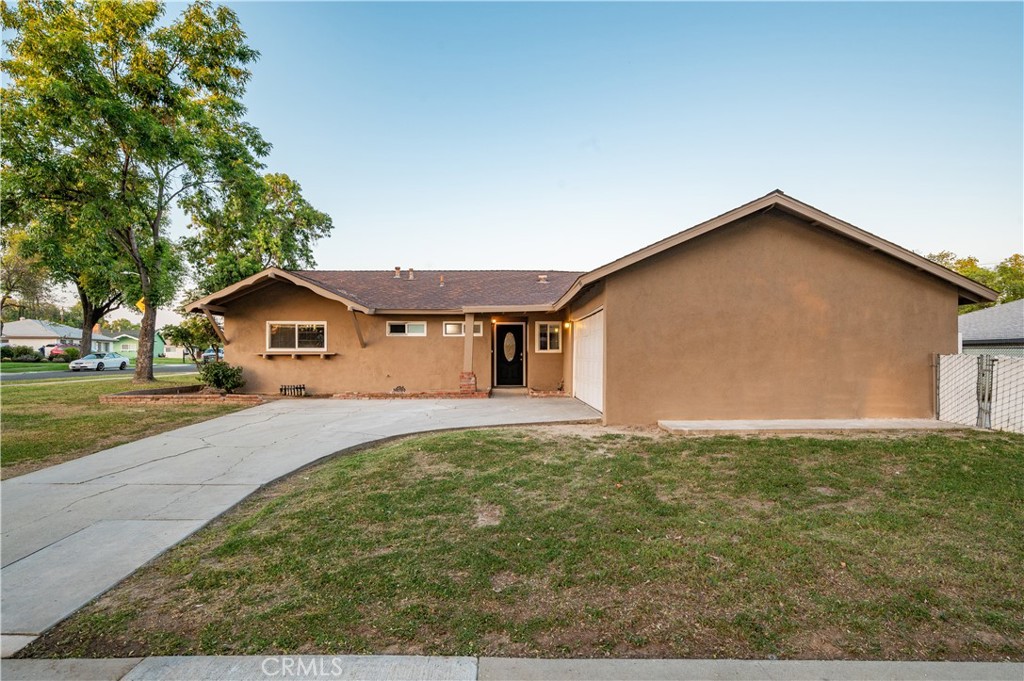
[926,252,1024,313]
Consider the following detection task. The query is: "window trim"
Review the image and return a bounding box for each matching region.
[536,322,562,353]
[443,321,484,337]
[386,321,428,337]
[266,321,328,351]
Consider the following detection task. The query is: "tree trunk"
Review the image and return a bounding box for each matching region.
[134,302,157,382]
[78,287,95,355]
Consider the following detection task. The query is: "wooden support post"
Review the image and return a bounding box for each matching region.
[201,307,228,345]
[350,309,366,349]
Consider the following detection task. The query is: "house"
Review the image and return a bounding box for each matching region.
[188,191,997,424]
[0,319,116,354]
[108,330,166,359]
[958,300,1024,357]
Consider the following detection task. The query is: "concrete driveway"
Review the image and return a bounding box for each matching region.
[0,396,599,656]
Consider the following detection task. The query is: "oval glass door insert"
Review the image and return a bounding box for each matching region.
[503,332,516,362]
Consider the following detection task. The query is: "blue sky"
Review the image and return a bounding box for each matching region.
[195,1,1022,275]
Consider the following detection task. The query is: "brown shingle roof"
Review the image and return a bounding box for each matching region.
[291,270,583,310]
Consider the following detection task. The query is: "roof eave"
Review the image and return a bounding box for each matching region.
[187,267,374,314]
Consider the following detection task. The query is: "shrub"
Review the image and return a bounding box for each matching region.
[199,361,245,393]
[0,345,13,359]
[10,345,38,358]
[14,354,42,363]
[62,347,81,362]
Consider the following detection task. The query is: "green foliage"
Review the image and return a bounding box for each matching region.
[1,0,269,380]
[0,345,13,359]
[62,347,81,362]
[183,173,333,294]
[927,251,1024,312]
[162,317,221,365]
[8,345,39,359]
[13,353,42,363]
[104,318,142,335]
[198,361,245,393]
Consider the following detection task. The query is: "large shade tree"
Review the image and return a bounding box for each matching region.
[1,0,268,381]
[183,172,334,295]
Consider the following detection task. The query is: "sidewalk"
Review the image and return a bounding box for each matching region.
[2,655,1020,680]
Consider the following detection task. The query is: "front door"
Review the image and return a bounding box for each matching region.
[494,323,525,386]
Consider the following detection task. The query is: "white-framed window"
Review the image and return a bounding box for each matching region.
[120,343,132,351]
[387,321,427,337]
[267,321,327,350]
[536,322,562,353]
[443,321,484,337]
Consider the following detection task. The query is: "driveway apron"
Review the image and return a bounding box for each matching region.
[1,397,599,650]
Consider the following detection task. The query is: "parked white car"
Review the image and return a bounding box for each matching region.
[69,352,130,372]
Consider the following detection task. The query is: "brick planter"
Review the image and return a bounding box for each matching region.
[100,385,263,405]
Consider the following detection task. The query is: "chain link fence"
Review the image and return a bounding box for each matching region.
[937,354,1024,434]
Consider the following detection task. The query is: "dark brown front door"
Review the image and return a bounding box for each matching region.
[494,323,525,386]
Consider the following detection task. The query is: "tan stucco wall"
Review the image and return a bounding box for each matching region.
[224,283,493,394]
[601,210,958,424]
[223,284,569,394]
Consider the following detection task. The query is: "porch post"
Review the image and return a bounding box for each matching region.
[460,313,477,393]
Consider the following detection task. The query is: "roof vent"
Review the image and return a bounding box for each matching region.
[537,274,549,284]
[408,268,415,280]
[439,275,445,287]
[393,266,401,278]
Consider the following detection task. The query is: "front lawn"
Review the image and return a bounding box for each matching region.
[0,361,68,373]
[1,375,251,478]
[24,427,1023,661]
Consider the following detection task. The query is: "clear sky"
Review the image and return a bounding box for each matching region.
[195,0,1023,275]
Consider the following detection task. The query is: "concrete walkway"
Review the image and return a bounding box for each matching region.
[2,655,1020,680]
[1,398,599,655]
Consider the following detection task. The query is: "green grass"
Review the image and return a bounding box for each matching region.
[0,375,249,478]
[25,428,1024,661]
[0,361,69,373]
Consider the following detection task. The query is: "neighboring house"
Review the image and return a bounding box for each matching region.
[109,330,166,359]
[0,319,115,354]
[958,300,1024,357]
[188,190,997,425]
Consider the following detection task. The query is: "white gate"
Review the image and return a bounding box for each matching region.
[937,354,1024,434]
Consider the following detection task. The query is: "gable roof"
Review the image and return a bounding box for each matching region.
[554,190,998,308]
[1,319,117,342]
[958,300,1024,344]
[187,191,999,315]
[189,268,582,314]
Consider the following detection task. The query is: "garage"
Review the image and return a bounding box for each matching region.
[573,309,604,412]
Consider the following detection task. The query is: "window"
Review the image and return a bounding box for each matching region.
[120,343,132,351]
[443,321,484,337]
[267,322,327,350]
[536,322,562,353]
[387,321,427,337]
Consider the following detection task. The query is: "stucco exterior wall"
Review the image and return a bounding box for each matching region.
[602,210,959,424]
[225,283,493,394]
[223,284,569,394]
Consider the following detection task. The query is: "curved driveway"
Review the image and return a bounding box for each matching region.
[0,396,599,654]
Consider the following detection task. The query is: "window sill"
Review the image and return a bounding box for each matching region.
[259,352,336,360]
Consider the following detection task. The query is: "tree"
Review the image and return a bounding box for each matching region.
[1,0,268,383]
[104,318,142,335]
[162,315,221,367]
[927,251,1024,312]
[0,226,49,334]
[183,173,333,295]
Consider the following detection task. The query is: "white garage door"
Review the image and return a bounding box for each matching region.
[573,309,604,412]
